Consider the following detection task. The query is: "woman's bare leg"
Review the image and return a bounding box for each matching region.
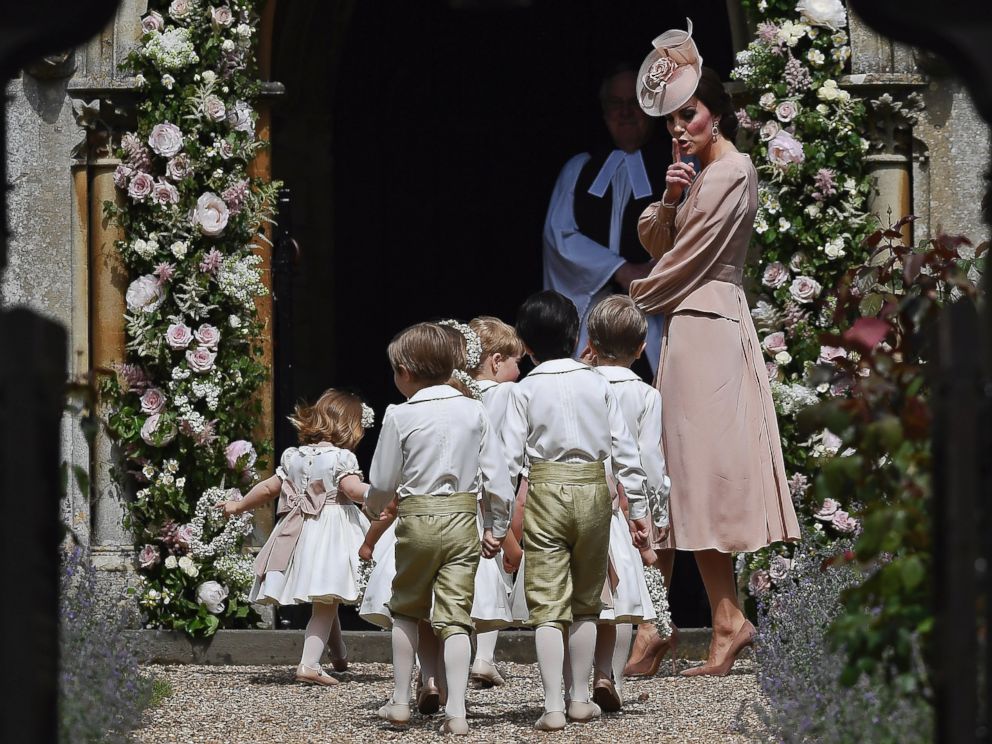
[693,549,747,664]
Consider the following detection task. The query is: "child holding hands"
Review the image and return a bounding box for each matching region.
[218,389,374,686]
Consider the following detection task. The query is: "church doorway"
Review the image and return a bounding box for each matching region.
[269,0,736,630]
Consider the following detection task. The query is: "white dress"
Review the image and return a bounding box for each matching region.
[249,444,369,606]
[471,509,515,631]
[358,521,398,629]
[599,505,656,624]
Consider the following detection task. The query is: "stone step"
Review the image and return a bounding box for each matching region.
[131,628,717,665]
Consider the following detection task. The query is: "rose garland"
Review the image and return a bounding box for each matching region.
[102,0,279,636]
[730,0,875,596]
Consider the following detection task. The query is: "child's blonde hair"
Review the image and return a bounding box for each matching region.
[468,316,525,375]
[587,295,648,361]
[387,322,455,384]
[289,388,366,449]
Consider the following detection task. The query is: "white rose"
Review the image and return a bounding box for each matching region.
[228,315,242,328]
[235,23,252,37]
[816,103,829,115]
[790,275,823,304]
[759,120,781,142]
[817,79,841,102]
[824,236,846,258]
[221,39,236,52]
[125,275,165,313]
[759,92,777,111]
[193,192,230,236]
[178,555,193,571]
[775,351,793,365]
[796,0,847,30]
[164,555,178,569]
[161,74,176,90]
[171,241,188,259]
[202,70,218,84]
[805,203,822,218]
[148,122,183,157]
[196,580,229,614]
[778,217,792,232]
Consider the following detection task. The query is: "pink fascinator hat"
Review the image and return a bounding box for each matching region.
[636,18,703,117]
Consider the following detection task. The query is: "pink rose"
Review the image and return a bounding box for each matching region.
[775,100,800,123]
[211,5,235,28]
[202,95,227,123]
[140,388,167,415]
[814,498,840,520]
[148,122,183,157]
[759,120,781,142]
[127,172,154,201]
[748,569,771,597]
[194,323,221,348]
[153,179,180,206]
[218,140,235,159]
[166,322,193,349]
[818,345,848,364]
[176,523,195,548]
[831,510,859,533]
[789,275,822,304]
[166,153,192,181]
[225,440,257,472]
[186,347,217,373]
[193,192,230,236]
[169,0,192,21]
[141,10,164,33]
[767,130,805,168]
[140,413,177,446]
[762,261,789,289]
[114,164,134,189]
[762,331,787,356]
[125,275,165,313]
[227,100,254,135]
[138,544,160,569]
[768,555,791,582]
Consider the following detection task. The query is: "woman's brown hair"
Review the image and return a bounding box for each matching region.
[692,66,738,141]
[288,389,365,449]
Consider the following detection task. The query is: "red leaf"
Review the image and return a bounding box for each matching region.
[843,317,890,352]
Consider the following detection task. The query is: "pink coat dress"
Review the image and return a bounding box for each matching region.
[629,151,800,552]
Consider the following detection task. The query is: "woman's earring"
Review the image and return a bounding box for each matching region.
[711,124,719,142]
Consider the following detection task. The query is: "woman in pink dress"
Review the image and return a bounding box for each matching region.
[626,30,801,677]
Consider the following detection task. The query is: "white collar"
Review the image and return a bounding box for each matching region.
[476,379,500,393]
[528,358,592,376]
[588,149,653,200]
[407,384,463,404]
[595,365,642,383]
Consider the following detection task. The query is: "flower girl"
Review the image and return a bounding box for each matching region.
[219,389,375,685]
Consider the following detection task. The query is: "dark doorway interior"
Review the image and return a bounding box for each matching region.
[272,0,733,630]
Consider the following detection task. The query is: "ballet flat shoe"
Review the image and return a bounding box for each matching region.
[294,664,339,686]
[624,625,680,677]
[591,678,622,713]
[680,620,755,678]
[534,711,567,731]
[470,658,505,687]
[566,700,602,722]
[416,683,441,715]
[440,717,470,735]
[377,701,412,725]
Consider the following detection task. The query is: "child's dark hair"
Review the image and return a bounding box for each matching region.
[515,290,580,363]
[289,389,366,449]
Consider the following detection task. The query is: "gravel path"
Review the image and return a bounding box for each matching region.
[135,659,763,743]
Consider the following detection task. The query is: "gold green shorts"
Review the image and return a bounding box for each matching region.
[388,492,480,640]
[524,461,612,632]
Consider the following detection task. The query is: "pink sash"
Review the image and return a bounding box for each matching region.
[253,479,328,577]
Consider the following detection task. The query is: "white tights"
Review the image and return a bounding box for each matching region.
[443,633,471,719]
[567,619,597,704]
[300,602,338,669]
[535,625,566,713]
[474,630,499,665]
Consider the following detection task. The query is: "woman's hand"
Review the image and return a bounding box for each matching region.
[663,138,696,206]
[215,500,241,518]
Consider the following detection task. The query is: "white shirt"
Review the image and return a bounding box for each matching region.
[542,153,665,374]
[595,366,671,529]
[477,379,515,436]
[500,358,648,520]
[366,385,514,537]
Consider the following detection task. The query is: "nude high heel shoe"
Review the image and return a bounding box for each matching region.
[623,625,680,677]
[680,620,754,678]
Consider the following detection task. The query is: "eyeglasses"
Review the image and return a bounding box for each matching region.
[603,97,639,113]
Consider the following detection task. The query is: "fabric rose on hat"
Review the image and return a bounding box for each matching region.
[225,440,257,473]
[148,122,183,157]
[194,323,221,348]
[797,0,847,30]
[186,347,217,373]
[761,261,789,289]
[196,581,228,614]
[140,388,167,415]
[193,192,230,237]
[767,130,805,168]
[126,275,165,313]
[762,332,788,356]
[166,322,193,349]
[789,275,822,304]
